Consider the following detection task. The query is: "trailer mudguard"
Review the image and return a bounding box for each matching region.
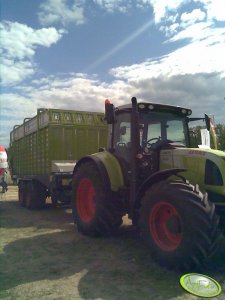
[73,151,125,192]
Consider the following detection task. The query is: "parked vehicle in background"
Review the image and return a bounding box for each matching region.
[8,108,107,208]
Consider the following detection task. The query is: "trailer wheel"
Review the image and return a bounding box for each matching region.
[25,181,47,209]
[138,180,221,270]
[18,184,26,207]
[72,161,123,236]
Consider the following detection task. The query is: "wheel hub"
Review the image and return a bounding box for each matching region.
[149,201,182,251]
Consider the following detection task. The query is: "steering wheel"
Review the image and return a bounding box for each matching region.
[146,137,161,148]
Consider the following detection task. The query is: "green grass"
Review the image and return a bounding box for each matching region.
[1,186,225,299]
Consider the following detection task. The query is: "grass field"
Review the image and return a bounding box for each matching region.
[1,186,225,300]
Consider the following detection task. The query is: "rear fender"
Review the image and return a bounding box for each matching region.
[73,151,124,192]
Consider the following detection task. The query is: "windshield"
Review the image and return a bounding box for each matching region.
[139,111,189,147]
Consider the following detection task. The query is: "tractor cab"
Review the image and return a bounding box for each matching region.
[105,98,192,181]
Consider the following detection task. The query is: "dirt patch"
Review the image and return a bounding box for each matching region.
[1,186,225,299]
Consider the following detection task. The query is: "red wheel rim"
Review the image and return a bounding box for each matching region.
[149,201,182,251]
[76,178,96,223]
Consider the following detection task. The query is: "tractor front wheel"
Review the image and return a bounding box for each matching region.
[72,161,123,236]
[138,180,221,270]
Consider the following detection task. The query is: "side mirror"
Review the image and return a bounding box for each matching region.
[205,114,211,131]
[105,99,115,124]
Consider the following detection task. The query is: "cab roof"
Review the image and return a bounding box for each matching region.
[116,102,192,116]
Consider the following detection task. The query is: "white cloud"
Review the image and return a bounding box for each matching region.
[145,0,186,23]
[181,8,206,25]
[145,0,225,39]
[1,72,224,148]
[169,21,224,42]
[111,30,225,80]
[0,60,35,86]
[0,93,38,146]
[2,0,225,148]
[0,21,64,86]
[108,0,225,80]
[38,0,86,26]
[36,0,225,27]
[0,94,37,118]
[93,0,131,13]
[0,73,137,147]
[0,22,64,59]
[146,0,224,24]
[196,0,225,22]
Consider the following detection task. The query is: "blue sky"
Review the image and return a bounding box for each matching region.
[0,0,225,147]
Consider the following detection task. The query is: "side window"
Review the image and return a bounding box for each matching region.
[167,120,185,144]
[113,113,131,161]
[114,113,131,145]
[147,123,161,141]
[119,122,131,143]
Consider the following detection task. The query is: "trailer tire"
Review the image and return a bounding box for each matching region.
[18,184,26,207]
[25,181,46,209]
[138,180,221,270]
[72,161,123,236]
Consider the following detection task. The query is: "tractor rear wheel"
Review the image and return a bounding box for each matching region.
[72,161,123,236]
[138,180,221,270]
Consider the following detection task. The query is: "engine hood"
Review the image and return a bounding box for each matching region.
[160,147,225,201]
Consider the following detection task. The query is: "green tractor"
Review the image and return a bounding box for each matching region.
[72,97,225,270]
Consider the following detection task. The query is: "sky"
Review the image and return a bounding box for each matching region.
[0,0,225,147]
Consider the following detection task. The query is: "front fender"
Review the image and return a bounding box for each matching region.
[73,151,124,192]
[136,168,186,205]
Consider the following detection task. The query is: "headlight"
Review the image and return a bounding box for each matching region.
[148,104,154,110]
[138,104,145,109]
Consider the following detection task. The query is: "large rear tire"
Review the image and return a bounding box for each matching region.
[72,161,123,236]
[138,180,221,270]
